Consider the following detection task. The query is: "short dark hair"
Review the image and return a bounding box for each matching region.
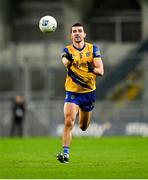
[70,22,85,33]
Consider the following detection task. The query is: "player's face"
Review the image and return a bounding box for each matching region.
[71,26,86,43]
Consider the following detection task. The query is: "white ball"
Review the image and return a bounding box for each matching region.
[39,16,57,33]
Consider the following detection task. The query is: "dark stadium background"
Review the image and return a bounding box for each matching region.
[0,0,148,137]
[1,1,148,179]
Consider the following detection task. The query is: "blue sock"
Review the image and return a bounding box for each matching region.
[63,146,70,155]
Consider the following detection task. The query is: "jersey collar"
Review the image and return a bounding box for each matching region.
[73,43,86,51]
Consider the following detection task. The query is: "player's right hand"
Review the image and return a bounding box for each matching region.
[61,52,74,62]
[87,61,94,73]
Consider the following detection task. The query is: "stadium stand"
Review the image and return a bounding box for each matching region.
[11,0,64,41]
[96,39,148,100]
[107,68,144,101]
[0,0,148,137]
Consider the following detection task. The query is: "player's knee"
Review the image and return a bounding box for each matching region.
[65,120,73,128]
[65,115,75,129]
[65,121,74,131]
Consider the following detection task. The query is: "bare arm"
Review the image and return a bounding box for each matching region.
[93,57,104,76]
[62,57,72,68]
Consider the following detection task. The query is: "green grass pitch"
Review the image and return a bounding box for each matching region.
[0,136,148,179]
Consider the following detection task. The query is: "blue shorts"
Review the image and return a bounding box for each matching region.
[64,91,95,112]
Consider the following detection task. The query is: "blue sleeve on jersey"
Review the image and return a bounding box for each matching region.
[62,47,69,53]
[61,47,70,58]
[93,45,101,58]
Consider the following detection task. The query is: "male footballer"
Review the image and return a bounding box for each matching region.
[57,23,104,163]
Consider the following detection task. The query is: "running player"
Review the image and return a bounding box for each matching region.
[57,23,104,163]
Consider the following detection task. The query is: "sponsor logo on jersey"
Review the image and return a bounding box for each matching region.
[79,53,83,59]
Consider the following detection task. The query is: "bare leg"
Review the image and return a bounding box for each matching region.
[57,102,78,163]
[79,109,92,131]
[63,102,79,146]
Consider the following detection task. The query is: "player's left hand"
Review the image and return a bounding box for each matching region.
[87,61,94,73]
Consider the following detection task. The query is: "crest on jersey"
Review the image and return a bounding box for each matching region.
[71,95,75,100]
[86,52,90,57]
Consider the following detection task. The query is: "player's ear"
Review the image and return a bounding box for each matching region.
[84,32,86,38]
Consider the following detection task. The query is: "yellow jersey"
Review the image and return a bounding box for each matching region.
[62,42,101,93]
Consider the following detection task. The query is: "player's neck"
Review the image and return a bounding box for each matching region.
[73,41,85,50]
